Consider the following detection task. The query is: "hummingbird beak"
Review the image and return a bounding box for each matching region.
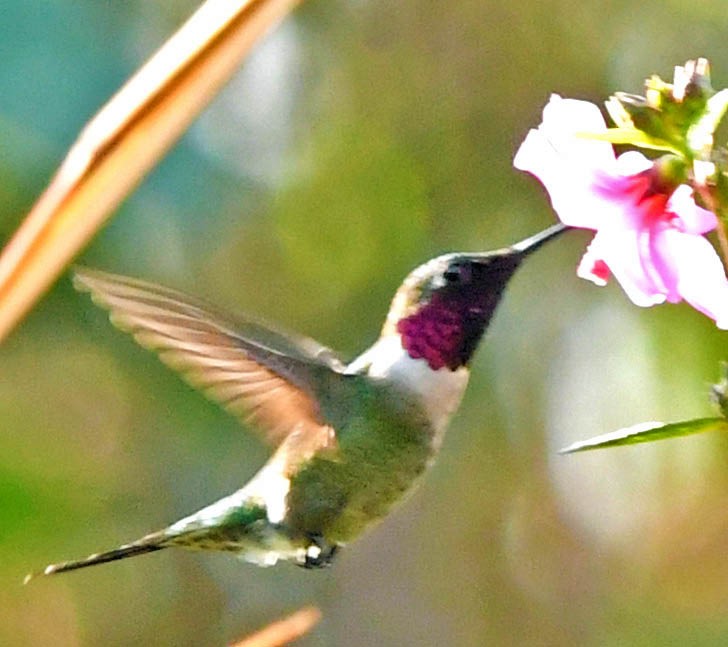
[509,222,569,257]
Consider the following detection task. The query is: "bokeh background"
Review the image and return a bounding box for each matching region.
[3,1,728,645]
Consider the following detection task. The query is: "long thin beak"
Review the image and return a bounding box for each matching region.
[510,222,569,257]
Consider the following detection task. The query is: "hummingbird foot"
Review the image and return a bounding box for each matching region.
[299,534,339,569]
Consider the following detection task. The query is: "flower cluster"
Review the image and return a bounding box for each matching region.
[515,60,728,328]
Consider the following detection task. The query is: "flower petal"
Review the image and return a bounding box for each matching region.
[666,185,717,234]
[538,95,615,167]
[615,151,654,177]
[576,240,610,286]
[654,229,728,328]
[515,96,621,230]
[588,228,667,307]
[645,227,680,302]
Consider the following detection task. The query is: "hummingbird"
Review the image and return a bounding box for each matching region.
[26,223,566,581]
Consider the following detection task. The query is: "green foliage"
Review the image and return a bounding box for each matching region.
[560,417,728,453]
[581,127,679,153]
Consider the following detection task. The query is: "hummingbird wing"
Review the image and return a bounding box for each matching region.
[73,267,347,448]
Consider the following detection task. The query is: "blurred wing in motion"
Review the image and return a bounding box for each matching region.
[74,267,345,448]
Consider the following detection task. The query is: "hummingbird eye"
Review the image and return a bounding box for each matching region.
[443,262,472,285]
[443,268,459,283]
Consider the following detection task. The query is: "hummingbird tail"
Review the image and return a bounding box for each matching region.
[24,540,165,584]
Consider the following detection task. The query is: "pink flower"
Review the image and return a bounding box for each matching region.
[514,94,728,329]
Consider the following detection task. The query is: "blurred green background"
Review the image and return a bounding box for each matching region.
[3,1,728,645]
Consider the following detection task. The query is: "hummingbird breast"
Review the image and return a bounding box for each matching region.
[285,389,434,543]
[284,338,469,544]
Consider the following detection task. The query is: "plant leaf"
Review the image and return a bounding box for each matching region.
[577,128,678,153]
[559,417,728,454]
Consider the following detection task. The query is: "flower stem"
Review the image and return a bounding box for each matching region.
[716,219,728,267]
[695,183,728,266]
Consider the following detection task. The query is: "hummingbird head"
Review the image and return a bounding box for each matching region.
[382,224,566,371]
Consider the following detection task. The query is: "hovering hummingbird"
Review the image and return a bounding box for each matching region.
[27,223,566,581]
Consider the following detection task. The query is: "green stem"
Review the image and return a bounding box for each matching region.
[716,218,728,266]
[695,183,728,266]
